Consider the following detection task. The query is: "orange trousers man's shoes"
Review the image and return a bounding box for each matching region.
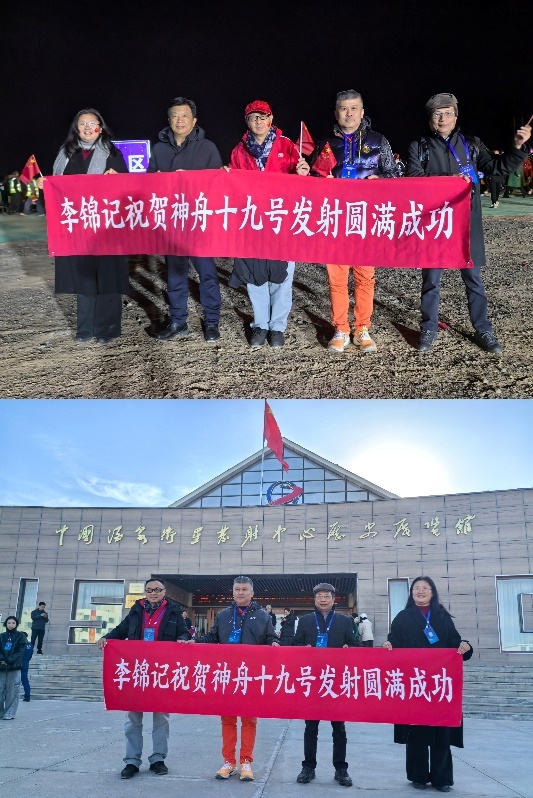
[326,264,375,331]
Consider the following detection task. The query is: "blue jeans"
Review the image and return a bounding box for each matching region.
[247,261,295,332]
[165,256,221,326]
[124,711,169,766]
[420,263,492,333]
[21,665,30,698]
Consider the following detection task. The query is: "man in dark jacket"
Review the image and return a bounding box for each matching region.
[407,92,531,353]
[97,578,189,779]
[311,90,398,355]
[195,576,279,782]
[148,96,223,343]
[30,601,48,653]
[293,582,356,787]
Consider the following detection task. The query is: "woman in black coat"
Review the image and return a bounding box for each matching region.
[383,576,472,793]
[278,608,296,645]
[0,616,27,719]
[52,108,129,344]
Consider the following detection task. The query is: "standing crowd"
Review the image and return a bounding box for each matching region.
[96,575,472,793]
[43,89,530,352]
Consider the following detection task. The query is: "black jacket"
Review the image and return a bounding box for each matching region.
[406,129,527,266]
[0,630,27,671]
[388,604,473,748]
[293,610,356,648]
[147,125,222,172]
[196,601,277,645]
[31,608,49,630]
[311,117,398,179]
[278,612,296,645]
[103,598,190,642]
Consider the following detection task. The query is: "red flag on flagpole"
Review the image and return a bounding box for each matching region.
[19,155,42,184]
[296,122,315,156]
[312,142,337,177]
[264,401,289,472]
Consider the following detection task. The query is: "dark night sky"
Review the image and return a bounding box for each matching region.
[2,1,531,177]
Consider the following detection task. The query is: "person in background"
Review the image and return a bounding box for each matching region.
[278,607,296,645]
[358,613,374,647]
[30,601,48,654]
[228,100,310,349]
[52,108,129,344]
[293,583,356,787]
[383,576,473,793]
[265,604,277,631]
[0,616,27,719]
[97,578,190,779]
[6,172,23,214]
[21,637,34,701]
[23,175,45,215]
[182,609,193,637]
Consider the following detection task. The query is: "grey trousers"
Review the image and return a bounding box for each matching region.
[0,670,21,719]
[124,711,169,766]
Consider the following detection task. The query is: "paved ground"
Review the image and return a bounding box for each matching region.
[1,700,531,797]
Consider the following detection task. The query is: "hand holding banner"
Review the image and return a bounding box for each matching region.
[103,640,463,726]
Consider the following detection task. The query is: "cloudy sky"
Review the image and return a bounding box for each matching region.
[0,399,531,507]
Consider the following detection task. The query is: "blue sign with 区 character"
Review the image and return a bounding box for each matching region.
[112,140,151,173]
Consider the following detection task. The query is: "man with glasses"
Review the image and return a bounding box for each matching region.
[195,576,279,781]
[407,92,531,353]
[97,578,189,779]
[310,90,399,354]
[148,97,223,343]
[293,583,356,787]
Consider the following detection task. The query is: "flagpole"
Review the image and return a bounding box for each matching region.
[299,121,303,157]
[259,400,267,506]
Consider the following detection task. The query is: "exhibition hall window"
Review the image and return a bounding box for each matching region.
[496,575,533,653]
[388,578,409,628]
[16,578,39,637]
[69,580,124,644]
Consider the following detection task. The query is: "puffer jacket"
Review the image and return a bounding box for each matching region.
[196,601,277,645]
[311,117,398,179]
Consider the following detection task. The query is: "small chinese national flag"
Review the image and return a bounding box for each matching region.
[264,401,289,472]
[313,142,337,177]
[296,122,315,156]
[19,154,41,184]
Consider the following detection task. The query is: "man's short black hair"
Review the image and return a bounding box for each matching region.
[233,576,253,590]
[145,578,165,588]
[38,602,46,607]
[168,97,197,118]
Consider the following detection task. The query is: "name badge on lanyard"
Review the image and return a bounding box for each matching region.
[4,639,12,651]
[341,162,366,180]
[314,611,335,648]
[421,610,439,644]
[229,605,247,643]
[447,134,479,184]
[143,628,155,641]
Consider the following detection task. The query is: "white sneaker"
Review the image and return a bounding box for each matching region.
[240,761,254,781]
[216,762,238,779]
[327,330,350,353]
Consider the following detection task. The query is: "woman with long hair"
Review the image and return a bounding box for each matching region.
[52,108,129,344]
[0,616,27,719]
[383,577,473,793]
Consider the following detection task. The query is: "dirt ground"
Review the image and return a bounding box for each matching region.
[0,214,532,399]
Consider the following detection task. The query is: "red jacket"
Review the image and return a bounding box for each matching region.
[230,127,300,173]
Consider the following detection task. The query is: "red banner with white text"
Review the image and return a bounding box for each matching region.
[103,640,463,725]
[45,171,472,268]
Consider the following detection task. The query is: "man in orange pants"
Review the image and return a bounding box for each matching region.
[311,90,399,353]
[195,576,279,781]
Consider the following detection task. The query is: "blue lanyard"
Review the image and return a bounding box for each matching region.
[233,605,249,630]
[314,610,335,633]
[446,134,471,169]
[343,133,360,164]
[419,609,431,627]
